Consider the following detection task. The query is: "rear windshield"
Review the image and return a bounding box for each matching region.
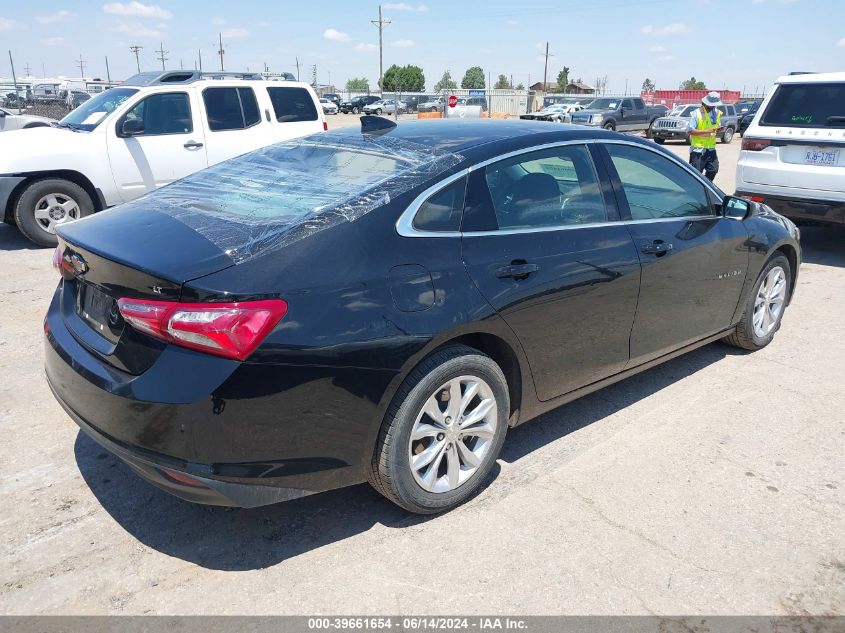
[760,83,845,128]
[137,133,463,264]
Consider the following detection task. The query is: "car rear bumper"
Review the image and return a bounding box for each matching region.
[736,190,845,226]
[44,286,397,507]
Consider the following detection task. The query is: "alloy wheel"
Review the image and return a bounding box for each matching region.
[753,266,787,338]
[408,375,498,494]
[33,193,81,234]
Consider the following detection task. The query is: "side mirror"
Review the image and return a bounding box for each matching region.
[120,118,144,137]
[722,195,751,220]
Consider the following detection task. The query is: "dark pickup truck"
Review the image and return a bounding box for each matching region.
[569,97,664,132]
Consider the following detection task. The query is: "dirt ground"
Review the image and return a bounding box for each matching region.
[0,125,843,615]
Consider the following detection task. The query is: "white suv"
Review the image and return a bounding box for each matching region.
[0,70,326,246]
[736,72,845,226]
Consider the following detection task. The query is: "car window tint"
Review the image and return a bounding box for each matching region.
[238,87,260,127]
[203,87,246,131]
[760,83,845,128]
[484,144,606,229]
[267,87,319,123]
[413,176,467,232]
[605,144,712,220]
[124,92,192,135]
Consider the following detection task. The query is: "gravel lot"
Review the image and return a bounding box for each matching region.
[1,123,843,615]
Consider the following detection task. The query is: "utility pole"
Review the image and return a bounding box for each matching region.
[105,56,111,83]
[23,62,32,76]
[295,57,300,81]
[76,54,87,78]
[8,51,21,109]
[155,42,168,70]
[371,5,391,95]
[130,45,142,73]
[542,42,553,93]
[198,48,202,72]
[42,61,46,77]
[217,33,225,71]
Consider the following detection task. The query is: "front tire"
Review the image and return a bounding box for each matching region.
[723,253,791,351]
[14,178,94,247]
[352,106,359,114]
[654,137,666,145]
[376,108,383,115]
[721,127,735,144]
[602,121,616,131]
[369,345,509,514]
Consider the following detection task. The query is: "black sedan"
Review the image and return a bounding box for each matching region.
[45,119,801,514]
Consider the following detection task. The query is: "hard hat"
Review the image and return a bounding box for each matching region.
[701,91,722,107]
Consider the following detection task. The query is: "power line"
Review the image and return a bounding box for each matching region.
[129,45,143,73]
[155,42,168,70]
[371,5,391,95]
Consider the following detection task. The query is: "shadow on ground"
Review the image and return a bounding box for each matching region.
[75,339,738,571]
[798,225,845,268]
[0,223,45,252]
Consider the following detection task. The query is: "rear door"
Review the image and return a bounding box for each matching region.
[599,142,749,366]
[107,90,208,203]
[460,142,641,401]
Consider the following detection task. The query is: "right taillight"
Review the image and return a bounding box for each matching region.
[741,137,771,151]
[116,298,288,361]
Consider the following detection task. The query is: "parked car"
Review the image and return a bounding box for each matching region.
[45,119,801,515]
[570,97,665,132]
[0,70,326,247]
[735,101,761,137]
[736,71,845,226]
[363,99,406,115]
[0,107,54,131]
[401,95,432,113]
[520,103,579,123]
[340,95,380,114]
[319,97,339,115]
[650,103,738,144]
[459,97,488,112]
[65,90,91,111]
[418,97,445,113]
[3,92,31,108]
[322,93,341,107]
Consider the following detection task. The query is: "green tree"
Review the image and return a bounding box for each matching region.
[433,70,458,92]
[556,66,570,93]
[382,64,425,92]
[515,83,525,91]
[680,77,706,90]
[461,66,485,89]
[345,77,370,92]
[641,77,656,93]
[494,74,512,89]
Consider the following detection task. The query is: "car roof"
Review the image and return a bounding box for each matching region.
[327,119,633,154]
[776,71,845,84]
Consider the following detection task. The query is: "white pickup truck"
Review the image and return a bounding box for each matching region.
[0,70,327,246]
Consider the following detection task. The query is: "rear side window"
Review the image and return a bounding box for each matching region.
[203,87,260,131]
[413,176,466,232]
[760,83,845,128]
[267,87,319,123]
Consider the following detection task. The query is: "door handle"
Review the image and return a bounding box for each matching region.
[641,241,673,256]
[183,141,204,149]
[495,262,540,280]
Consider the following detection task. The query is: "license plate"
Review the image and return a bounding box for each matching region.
[804,148,839,166]
[76,283,120,337]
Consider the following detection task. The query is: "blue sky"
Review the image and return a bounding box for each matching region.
[1,0,844,93]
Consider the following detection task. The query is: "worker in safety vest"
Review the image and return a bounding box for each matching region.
[688,91,724,181]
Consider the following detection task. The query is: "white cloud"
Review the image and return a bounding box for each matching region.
[391,39,414,48]
[649,45,667,53]
[0,18,22,30]
[212,16,225,25]
[355,43,377,52]
[36,10,71,24]
[323,28,350,42]
[41,36,66,46]
[838,37,845,47]
[102,2,172,19]
[111,21,164,38]
[642,23,689,35]
[506,19,518,25]
[383,3,427,11]
[221,27,249,38]
[657,55,677,62]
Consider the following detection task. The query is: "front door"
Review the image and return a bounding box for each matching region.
[460,143,641,401]
[600,142,749,366]
[107,91,207,203]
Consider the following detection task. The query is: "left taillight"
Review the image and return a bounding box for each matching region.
[52,244,72,277]
[116,298,288,361]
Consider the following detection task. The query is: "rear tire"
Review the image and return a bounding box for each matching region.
[602,121,616,131]
[721,127,735,144]
[14,178,94,248]
[369,345,509,514]
[352,106,359,114]
[723,253,791,351]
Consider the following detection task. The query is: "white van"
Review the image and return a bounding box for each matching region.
[0,70,327,246]
[736,72,845,226]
